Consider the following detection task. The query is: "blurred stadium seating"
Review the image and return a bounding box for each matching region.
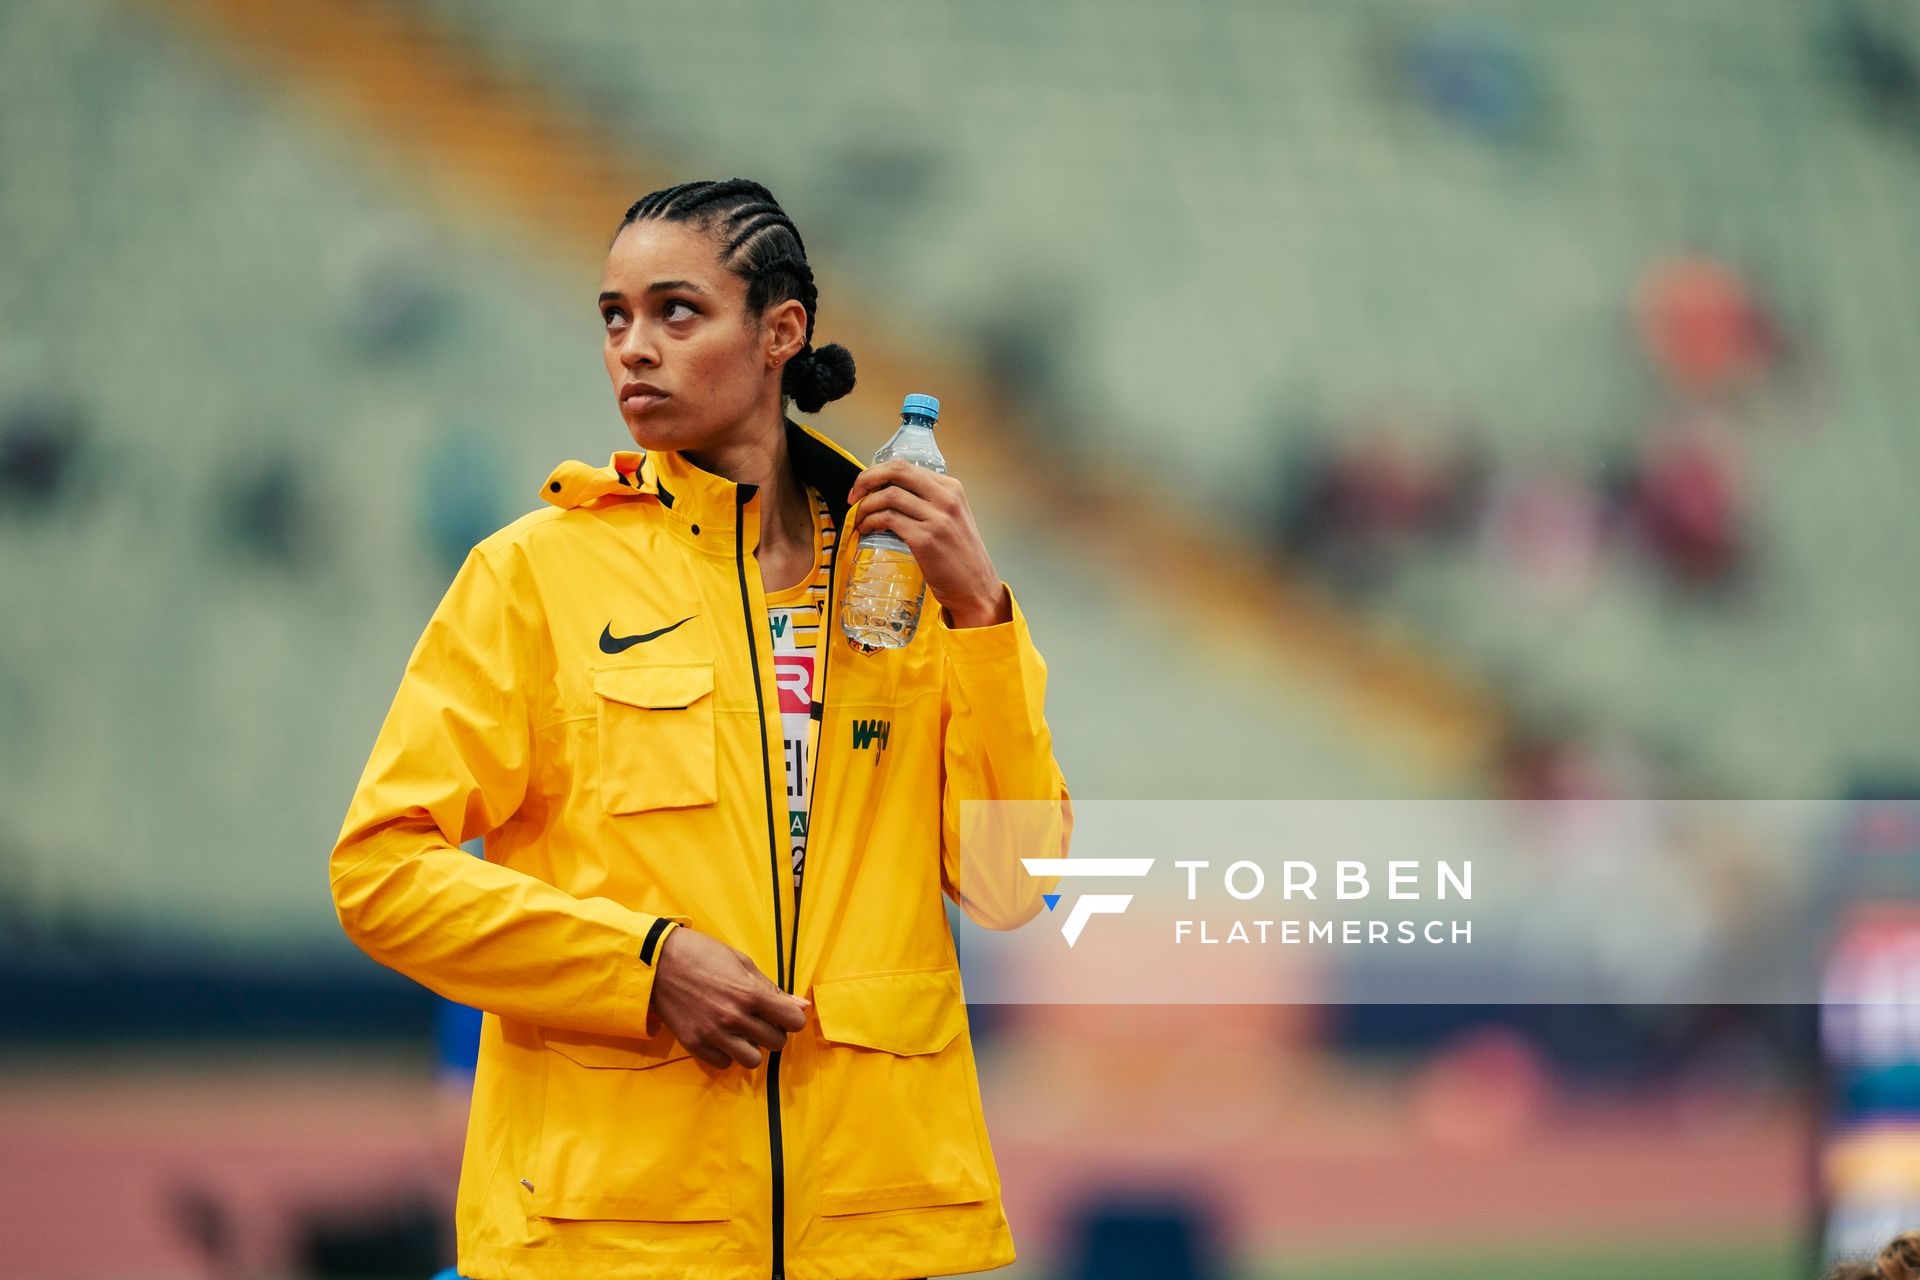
[6,0,1916,956]
[6,0,1919,1275]
[401,0,1920,797]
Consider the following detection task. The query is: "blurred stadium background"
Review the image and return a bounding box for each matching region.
[4,0,1920,1275]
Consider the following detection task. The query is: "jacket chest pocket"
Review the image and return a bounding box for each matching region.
[593,662,717,814]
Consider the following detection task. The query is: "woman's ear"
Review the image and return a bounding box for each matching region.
[767,297,809,366]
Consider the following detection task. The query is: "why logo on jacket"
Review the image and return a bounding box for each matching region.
[851,718,890,755]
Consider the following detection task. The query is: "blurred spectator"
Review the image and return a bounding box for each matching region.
[1625,407,1752,594]
[1400,14,1546,144]
[418,426,508,578]
[1838,2,1920,137]
[1493,714,1659,803]
[1270,413,1488,596]
[218,451,327,570]
[1476,458,1607,605]
[1825,1228,1920,1280]
[1633,254,1784,396]
[0,398,85,514]
[333,220,448,358]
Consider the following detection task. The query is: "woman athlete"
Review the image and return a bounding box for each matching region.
[331,177,1073,1280]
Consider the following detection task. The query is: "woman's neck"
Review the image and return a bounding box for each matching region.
[683,420,813,555]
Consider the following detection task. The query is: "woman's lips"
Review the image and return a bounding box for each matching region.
[622,392,668,413]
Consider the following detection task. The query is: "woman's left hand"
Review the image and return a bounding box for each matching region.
[846,461,1012,629]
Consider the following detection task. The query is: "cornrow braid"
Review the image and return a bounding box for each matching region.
[754,253,817,345]
[613,179,855,415]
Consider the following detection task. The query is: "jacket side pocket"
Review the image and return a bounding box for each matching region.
[528,1023,740,1222]
[593,662,717,814]
[809,967,994,1216]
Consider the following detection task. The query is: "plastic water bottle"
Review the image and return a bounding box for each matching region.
[841,393,947,649]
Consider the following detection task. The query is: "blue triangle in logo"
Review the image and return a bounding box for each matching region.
[1043,893,1060,911]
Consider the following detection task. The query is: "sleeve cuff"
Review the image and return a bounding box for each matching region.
[640,916,686,966]
[936,582,1025,663]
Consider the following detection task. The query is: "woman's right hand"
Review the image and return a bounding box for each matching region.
[646,926,811,1070]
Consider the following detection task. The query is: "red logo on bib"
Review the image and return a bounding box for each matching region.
[774,655,814,715]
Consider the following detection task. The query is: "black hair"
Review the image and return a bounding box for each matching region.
[613,178,857,415]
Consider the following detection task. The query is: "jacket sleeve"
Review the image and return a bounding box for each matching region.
[935,582,1073,930]
[328,543,681,1037]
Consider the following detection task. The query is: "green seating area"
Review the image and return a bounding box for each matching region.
[408,0,1920,797]
[0,0,1404,954]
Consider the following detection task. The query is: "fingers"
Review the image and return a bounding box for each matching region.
[751,985,813,1033]
[694,1008,799,1070]
[658,939,815,1070]
[852,483,942,543]
[740,1012,793,1053]
[712,1029,766,1070]
[689,1042,736,1071]
[728,948,811,1029]
[854,475,940,520]
[693,959,811,1068]
[682,1009,767,1069]
[847,459,961,508]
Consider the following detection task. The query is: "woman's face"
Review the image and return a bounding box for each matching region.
[598,218,794,455]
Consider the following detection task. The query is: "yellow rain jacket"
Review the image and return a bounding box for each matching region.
[329,416,1072,1280]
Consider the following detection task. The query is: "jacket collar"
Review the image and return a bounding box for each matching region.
[539,416,866,540]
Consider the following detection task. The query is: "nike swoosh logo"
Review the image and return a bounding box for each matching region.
[600,615,697,653]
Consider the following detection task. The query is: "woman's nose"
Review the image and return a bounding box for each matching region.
[619,330,658,368]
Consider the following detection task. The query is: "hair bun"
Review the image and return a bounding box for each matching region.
[784,341,857,415]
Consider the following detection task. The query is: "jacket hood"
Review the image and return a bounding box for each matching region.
[539,415,867,536]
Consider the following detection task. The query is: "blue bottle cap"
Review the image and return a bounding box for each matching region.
[901,393,940,423]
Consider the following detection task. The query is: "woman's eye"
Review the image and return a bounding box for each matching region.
[664,299,697,322]
[601,309,625,329]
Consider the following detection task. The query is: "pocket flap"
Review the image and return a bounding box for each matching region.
[542,1023,691,1070]
[593,662,714,710]
[812,968,966,1056]
[542,913,696,1069]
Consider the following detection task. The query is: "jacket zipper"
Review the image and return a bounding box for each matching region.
[733,483,789,1280]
